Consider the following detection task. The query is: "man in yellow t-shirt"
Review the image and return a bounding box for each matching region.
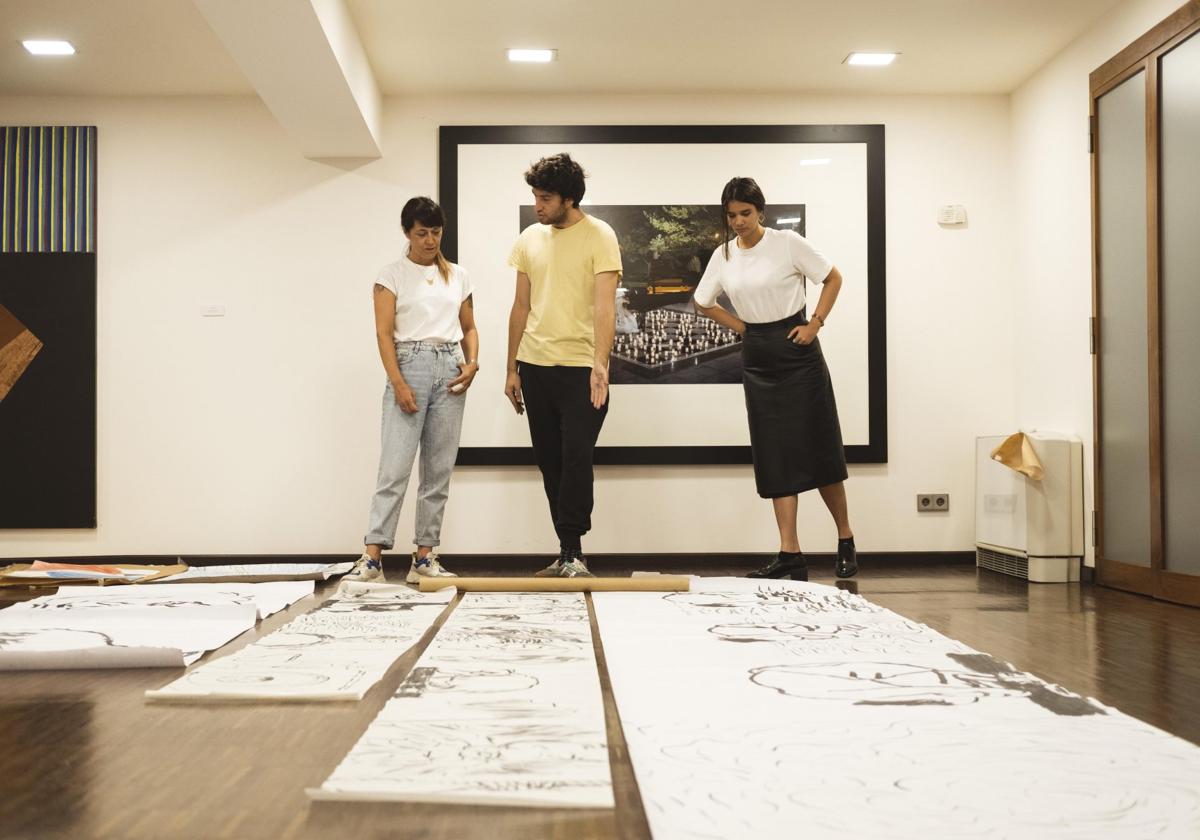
[504,153,623,578]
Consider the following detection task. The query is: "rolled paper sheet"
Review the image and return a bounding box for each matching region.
[990,431,1046,481]
[419,576,691,593]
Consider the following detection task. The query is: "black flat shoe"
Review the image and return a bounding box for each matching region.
[748,552,808,581]
[835,537,858,578]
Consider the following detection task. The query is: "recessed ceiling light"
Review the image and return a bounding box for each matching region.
[22,40,75,56]
[775,217,803,225]
[507,48,556,63]
[845,52,897,66]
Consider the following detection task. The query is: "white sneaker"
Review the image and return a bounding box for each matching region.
[406,552,457,584]
[558,558,594,578]
[345,552,384,583]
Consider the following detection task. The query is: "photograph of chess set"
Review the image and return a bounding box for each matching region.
[610,303,743,383]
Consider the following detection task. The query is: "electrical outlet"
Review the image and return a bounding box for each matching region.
[917,493,949,512]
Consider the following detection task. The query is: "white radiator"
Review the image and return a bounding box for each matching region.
[975,431,1084,583]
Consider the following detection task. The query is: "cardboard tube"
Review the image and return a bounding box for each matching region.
[418,576,690,593]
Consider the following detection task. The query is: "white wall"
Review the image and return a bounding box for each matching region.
[0,92,1016,558]
[1011,0,1184,566]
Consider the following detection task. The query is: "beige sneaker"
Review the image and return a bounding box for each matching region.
[405,552,457,584]
[534,558,564,577]
[345,552,384,583]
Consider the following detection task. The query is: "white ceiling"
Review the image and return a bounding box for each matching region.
[0,0,1126,97]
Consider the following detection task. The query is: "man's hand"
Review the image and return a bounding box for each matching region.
[590,365,609,409]
[504,370,524,415]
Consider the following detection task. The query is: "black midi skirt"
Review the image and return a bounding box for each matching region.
[742,309,848,498]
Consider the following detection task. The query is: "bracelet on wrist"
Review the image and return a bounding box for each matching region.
[812,314,825,326]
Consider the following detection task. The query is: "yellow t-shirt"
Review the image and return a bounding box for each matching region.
[508,214,623,367]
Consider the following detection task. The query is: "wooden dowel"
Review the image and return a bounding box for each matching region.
[418,576,690,593]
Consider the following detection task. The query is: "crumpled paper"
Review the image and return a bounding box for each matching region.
[990,432,1045,481]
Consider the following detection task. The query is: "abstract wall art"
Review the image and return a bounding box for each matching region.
[0,126,97,528]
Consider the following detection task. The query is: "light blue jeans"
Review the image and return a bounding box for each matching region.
[364,341,466,549]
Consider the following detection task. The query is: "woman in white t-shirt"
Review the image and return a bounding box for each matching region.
[347,197,479,583]
[693,177,857,582]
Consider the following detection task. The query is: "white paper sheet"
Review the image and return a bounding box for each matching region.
[593,578,1200,840]
[0,585,273,669]
[152,562,354,584]
[145,581,454,702]
[312,591,613,808]
[45,581,315,620]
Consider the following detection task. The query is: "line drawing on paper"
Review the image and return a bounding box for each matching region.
[313,591,614,808]
[145,582,453,702]
[591,579,1200,840]
[748,655,1107,716]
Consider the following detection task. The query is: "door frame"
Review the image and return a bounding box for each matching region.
[1091,1,1200,607]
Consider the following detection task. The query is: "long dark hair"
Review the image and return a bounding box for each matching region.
[719,177,767,261]
[400,196,451,282]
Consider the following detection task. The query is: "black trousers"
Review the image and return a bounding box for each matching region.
[518,361,608,549]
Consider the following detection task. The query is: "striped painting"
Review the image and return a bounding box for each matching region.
[0,126,97,254]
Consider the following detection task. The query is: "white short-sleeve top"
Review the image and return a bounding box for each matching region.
[693,227,833,323]
[374,252,474,342]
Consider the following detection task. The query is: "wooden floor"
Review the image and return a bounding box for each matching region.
[3,559,1200,839]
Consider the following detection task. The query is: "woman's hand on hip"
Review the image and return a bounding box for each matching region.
[788,322,820,345]
[448,362,478,395]
[392,380,419,413]
[504,370,524,415]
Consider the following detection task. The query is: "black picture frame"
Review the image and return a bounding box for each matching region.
[438,124,887,466]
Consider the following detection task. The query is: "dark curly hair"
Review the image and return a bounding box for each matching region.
[524,153,586,208]
[719,177,767,260]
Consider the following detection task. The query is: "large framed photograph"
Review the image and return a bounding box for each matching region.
[439,125,886,466]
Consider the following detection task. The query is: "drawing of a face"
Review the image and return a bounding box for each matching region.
[709,622,872,643]
[749,653,1105,716]
[460,738,603,773]
[464,606,588,623]
[707,618,939,651]
[665,586,881,617]
[436,624,583,655]
[256,631,333,648]
[0,628,116,650]
[752,661,995,705]
[321,599,431,613]
[25,597,250,611]
[354,725,608,780]
[403,668,540,695]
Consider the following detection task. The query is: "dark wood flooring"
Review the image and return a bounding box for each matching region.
[2,560,1199,839]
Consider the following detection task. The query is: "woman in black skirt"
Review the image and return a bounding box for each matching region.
[693,177,857,581]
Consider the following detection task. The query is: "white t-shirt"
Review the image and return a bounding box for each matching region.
[374,253,474,342]
[693,227,833,323]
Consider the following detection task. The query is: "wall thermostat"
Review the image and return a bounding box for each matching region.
[938,205,968,226]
